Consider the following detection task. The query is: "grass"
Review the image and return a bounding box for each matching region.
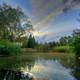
[52,46,71,53]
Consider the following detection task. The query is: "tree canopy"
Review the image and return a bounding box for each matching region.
[0,3,33,41]
[27,34,36,48]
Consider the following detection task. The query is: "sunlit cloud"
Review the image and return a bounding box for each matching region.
[0,0,80,42]
[32,31,44,37]
[31,0,80,27]
[34,8,62,29]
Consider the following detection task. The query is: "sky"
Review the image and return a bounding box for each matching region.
[0,0,80,43]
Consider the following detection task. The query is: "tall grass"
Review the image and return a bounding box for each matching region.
[52,46,70,53]
[0,40,21,55]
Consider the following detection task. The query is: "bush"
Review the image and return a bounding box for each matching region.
[0,40,21,55]
[0,45,9,55]
[72,37,80,53]
[53,46,70,53]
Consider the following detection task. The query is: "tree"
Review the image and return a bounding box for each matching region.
[48,41,56,48]
[27,35,36,48]
[0,3,33,41]
[72,29,80,54]
[59,36,68,46]
[72,29,80,80]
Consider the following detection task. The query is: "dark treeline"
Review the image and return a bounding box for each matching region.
[22,34,37,49]
[34,29,80,53]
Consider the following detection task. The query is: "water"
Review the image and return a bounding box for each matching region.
[0,53,78,80]
[22,59,76,80]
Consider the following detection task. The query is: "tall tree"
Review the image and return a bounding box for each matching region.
[0,3,33,41]
[27,34,36,48]
[72,29,80,80]
[59,36,68,46]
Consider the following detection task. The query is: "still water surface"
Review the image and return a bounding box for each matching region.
[22,59,76,80]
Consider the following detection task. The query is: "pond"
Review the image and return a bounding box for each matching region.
[21,59,76,80]
[0,53,78,80]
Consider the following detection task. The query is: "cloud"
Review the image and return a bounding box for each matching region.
[32,0,80,32]
[32,8,80,43]
[0,0,80,43]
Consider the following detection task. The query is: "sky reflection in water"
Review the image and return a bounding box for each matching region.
[22,59,76,80]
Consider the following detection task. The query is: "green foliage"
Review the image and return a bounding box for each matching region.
[22,40,28,48]
[21,37,28,48]
[72,29,80,53]
[9,44,21,55]
[53,46,70,53]
[27,35,36,48]
[0,40,21,55]
[35,44,43,51]
[72,29,80,80]
[59,36,72,46]
[0,3,33,41]
[72,37,80,53]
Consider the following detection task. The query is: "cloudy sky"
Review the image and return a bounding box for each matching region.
[0,0,80,43]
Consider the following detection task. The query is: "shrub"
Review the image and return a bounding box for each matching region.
[53,46,70,53]
[72,37,80,53]
[0,40,21,55]
[0,45,10,55]
[8,44,21,55]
